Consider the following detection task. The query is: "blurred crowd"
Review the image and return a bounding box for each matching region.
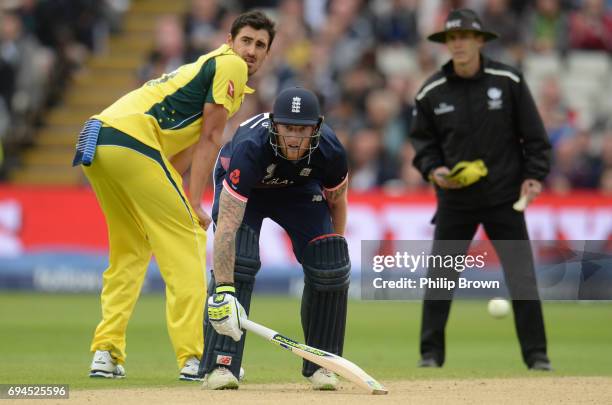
[2,0,612,194]
[0,0,128,175]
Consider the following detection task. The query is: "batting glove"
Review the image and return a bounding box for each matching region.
[207,284,245,342]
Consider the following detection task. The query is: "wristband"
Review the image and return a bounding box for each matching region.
[215,283,236,295]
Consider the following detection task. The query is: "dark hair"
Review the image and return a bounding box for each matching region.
[230,10,276,49]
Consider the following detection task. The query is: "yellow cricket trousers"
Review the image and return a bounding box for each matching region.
[84,127,207,369]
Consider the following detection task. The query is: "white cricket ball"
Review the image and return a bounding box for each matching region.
[488,298,510,318]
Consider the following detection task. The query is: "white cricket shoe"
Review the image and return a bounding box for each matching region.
[89,350,126,379]
[179,357,203,381]
[308,368,338,390]
[202,366,239,390]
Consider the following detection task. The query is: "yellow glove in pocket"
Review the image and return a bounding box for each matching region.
[446,159,488,187]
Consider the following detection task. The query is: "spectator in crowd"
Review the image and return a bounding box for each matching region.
[372,0,420,46]
[568,0,612,52]
[599,133,612,193]
[365,89,405,155]
[524,0,569,54]
[0,9,53,140]
[398,141,428,191]
[0,0,124,162]
[481,0,525,64]
[349,127,399,190]
[139,15,186,84]
[536,75,577,147]
[548,130,602,192]
[184,0,225,61]
[325,0,375,75]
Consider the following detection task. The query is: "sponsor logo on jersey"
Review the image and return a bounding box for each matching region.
[299,168,312,177]
[263,164,277,180]
[262,178,293,186]
[291,96,301,113]
[312,194,323,202]
[487,87,503,110]
[216,355,232,366]
[230,169,240,185]
[228,80,235,98]
[434,102,455,115]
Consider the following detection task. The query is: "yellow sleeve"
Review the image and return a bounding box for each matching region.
[210,55,248,113]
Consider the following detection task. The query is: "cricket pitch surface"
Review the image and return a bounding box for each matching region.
[64,377,611,404]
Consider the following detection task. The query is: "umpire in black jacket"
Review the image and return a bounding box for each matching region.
[409,9,552,370]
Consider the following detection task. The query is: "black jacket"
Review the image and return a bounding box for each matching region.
[409,56,551,209]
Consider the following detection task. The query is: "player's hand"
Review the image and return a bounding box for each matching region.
[430,167,462,189]
[192,204,212,230]
[520,178,542,205]
[207,285,245,342]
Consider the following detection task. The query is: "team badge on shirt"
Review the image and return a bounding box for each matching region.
[230,169,240,185]
[487,87,503,110]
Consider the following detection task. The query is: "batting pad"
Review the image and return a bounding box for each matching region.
[301,235,351,377]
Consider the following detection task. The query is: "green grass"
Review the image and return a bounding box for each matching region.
[0,293,610,389]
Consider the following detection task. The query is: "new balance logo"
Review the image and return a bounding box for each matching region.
[299,168,312,176]
[312,194,323,202]
[217,355,232,366]
[291,97,301,113]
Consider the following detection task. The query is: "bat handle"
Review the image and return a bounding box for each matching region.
[242,318,277,340]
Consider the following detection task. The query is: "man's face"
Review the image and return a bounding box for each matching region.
[446,31,484,65]
[228,26,270,75]
[276,124,315,161]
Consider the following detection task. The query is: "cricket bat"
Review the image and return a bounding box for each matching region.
[242,319,388,395]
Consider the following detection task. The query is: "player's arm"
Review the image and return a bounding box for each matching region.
[325,178,348,236]
[213,187,247,284]
[207,186,247,342]
[188,103,228,229]
[409,100,445,182]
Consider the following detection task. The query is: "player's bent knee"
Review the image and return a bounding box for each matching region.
[302,235,350,291]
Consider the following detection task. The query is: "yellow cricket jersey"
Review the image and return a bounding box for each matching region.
[93,44,254,157]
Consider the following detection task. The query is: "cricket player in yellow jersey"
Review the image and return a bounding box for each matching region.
[72,10,276,381]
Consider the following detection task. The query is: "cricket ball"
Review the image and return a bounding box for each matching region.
[488,298,510,319]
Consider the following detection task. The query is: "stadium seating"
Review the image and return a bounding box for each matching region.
[10,0,187,185]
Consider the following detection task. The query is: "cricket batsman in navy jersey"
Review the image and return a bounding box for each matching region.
[200,87,350,390]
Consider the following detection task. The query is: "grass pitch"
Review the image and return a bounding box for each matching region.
[0,293,610,390]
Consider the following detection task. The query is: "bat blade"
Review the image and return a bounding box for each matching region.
[242,319,388,395]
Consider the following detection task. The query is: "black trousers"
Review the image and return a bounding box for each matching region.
[420,202,549,367]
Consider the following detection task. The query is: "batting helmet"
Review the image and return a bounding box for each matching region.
[269,87,323,161]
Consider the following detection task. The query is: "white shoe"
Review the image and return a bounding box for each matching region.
[202,366,239,390]
[308,368,338,390]
[179,357,203,381]
[89,350,126,379]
